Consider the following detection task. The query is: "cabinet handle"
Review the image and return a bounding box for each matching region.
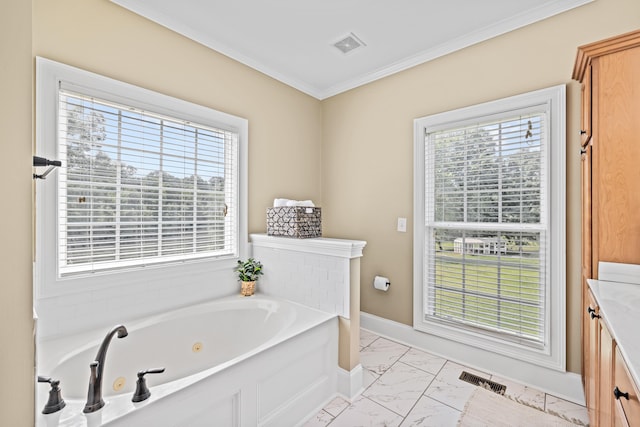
[590,311,601,320]
[587,307,600,319]
[580,148,587,155]
[580,130,587,135]
[613,386,629,400]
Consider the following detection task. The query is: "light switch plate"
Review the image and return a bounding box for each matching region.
[397,217,407,232]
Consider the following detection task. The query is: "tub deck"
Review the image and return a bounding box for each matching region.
[36,294,338,427]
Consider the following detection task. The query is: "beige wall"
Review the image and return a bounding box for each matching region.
[321,0,640,375]
[4,0,322,423]
[32,0,323,234]
[0,0,34,425]
[4,0,640,423]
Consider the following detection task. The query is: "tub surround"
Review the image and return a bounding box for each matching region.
[250,233,367,398]
[34,262,240,340]
[37,295,338,427]
[34,234,366,426]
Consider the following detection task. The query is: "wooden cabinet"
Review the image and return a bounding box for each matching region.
[580,143,592,283]
[580,64,592,146]
[581,144,593,403]
[584,298,639,427]
[573,29,640,279]
[614,348,640,427]
[574,29,640,427]
[584,289,599,423]
[599,321,614,427]
[584,289,615,427]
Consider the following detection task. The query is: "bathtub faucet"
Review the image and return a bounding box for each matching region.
[83,324,128,413]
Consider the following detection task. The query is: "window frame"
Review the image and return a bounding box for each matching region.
[413,85,566,371]
[35,57,248,298]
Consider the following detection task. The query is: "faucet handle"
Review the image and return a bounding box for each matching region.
[132,367,165,402]
[139,368,165,377]
[37,375,66,414]
[38,375,54,384]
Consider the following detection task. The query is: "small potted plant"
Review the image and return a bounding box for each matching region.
[235,258,264,296]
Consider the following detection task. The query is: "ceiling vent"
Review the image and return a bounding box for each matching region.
[333,32,366,54]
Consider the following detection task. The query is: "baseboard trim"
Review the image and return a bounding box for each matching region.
[337,364,364,400]
[361,312,585,405]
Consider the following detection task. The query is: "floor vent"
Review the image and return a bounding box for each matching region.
[459,371,507,395]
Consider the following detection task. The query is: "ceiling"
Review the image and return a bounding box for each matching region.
[111,0,592,100]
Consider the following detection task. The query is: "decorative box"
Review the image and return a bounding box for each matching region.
[266,207,322,238]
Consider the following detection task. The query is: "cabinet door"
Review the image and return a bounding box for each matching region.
[581,63,592,146]
[599,321,615,427]
[581,144,592,282]
[585,289,599,422]
[596,47,640,266]
[614,407,630,427]
[581,145,593,388]
[614,348,640,427]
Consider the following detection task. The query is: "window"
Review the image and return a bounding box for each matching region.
[413,85,565,370]
[36,58,247,295]
[58,91,237,276]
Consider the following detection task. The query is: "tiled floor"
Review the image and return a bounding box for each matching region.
[304,329,590,427]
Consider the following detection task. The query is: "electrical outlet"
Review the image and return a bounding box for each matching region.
[397,217,407,232]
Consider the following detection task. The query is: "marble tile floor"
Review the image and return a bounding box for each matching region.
[304,329,589,427]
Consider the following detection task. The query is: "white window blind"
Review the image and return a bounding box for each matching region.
[424,109,547,348]
[58,89,238,276]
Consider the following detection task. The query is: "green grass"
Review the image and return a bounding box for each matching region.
[430,251,543,340]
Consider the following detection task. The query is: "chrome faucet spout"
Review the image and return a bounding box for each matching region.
[83,325,128,413]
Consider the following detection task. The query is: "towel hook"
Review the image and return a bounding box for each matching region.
[33,156,62,180]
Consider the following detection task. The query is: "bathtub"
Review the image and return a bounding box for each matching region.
[36,294,339,427]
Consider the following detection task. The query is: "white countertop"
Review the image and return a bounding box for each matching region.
[587,277,640,388]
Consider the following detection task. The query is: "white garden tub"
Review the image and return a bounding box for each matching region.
[36,294,338,427]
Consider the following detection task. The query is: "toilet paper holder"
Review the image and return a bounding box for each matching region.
[373,275,390,291]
